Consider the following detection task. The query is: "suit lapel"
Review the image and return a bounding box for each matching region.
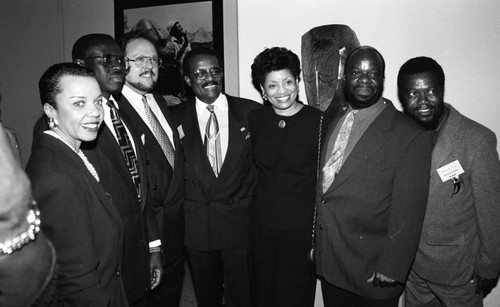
[327,104,393,192]
[430,105,461,174]
[179,101,214,196]
[217,95,248,181]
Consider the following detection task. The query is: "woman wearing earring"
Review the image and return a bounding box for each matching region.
[249,47,322,307]
[26,63,128,306]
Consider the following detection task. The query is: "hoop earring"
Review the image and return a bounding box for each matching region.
[48,117,57,129]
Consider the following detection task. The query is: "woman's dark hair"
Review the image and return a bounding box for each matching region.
[39,62,95,108]
[251,47,301,94]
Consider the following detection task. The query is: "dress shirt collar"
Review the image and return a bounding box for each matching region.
[195,93,227,115]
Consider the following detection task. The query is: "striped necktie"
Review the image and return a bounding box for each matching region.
[322,110,355,193]
[205,104,222,176]
[107,100,141,199]
[142,95,175,168]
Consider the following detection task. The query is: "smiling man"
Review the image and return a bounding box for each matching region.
[172,47,261,307]
[116,33,185,307]
[398,56,500,307]
[316,46,432,307]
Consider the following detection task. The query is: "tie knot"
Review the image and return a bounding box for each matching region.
[142,95,148,104]
[207,104,215,113]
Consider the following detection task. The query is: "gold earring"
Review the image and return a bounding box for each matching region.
[262,93,268,100]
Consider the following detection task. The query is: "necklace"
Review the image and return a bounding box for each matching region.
[45,130,100,182]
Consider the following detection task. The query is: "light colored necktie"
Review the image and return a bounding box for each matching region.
[205,104,222,176]
[322,110,355,193]
[142,95,175,168]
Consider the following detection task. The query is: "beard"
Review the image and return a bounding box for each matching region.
[344,85,383,109]
[129,79,156,93]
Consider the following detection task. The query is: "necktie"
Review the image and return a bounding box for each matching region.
[322,110,355,193]
[205,104,222,176]
[142,95,175,168]
[107,100,141,199]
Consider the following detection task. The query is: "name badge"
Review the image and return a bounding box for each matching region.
[436,160,464,183]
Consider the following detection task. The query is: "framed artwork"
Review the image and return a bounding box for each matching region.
[114,0,224,100]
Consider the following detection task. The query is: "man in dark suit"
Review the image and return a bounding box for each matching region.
[71,34,162,306]
[172,47,261,307]
[117,33,185,306]
[398,57,500,307]
[315,46,432,307]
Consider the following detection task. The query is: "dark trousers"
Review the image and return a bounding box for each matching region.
[146,257,184,307]
[321,277,400,307]
[186,247,252,307]
[252,225,316,307]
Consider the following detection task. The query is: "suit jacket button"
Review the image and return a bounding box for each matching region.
[105,193,112,200]
[153,185,159,191]
[321,200,326,205]
[115,270,120,276]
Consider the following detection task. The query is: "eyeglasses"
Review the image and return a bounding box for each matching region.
[83,55,125,66]
[190,68,223,80]
[126,56,162,67]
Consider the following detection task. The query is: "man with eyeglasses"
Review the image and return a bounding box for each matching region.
[171,47,261,307]
[116,33,185,307]
[33,33,163,307]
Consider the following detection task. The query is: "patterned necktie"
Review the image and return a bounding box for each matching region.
[205,104,222,176]
[142,95,175,168]
[107,100,141,199]
[322,110,355,193]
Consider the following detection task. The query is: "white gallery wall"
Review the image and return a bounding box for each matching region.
[237,1,500,306]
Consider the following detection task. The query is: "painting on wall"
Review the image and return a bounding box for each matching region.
[114,0,224,103]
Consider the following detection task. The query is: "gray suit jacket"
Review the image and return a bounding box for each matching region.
[316,100,432,299]
[412,104,500,285]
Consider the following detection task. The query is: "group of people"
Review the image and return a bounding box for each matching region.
[0,28,499,307]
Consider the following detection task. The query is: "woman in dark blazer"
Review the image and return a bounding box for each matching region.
[26,63,128,306]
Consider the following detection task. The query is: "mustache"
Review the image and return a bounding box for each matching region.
[201,81,219,88]
[140,70,156,77]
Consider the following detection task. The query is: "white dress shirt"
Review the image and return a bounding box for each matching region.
[195,94,229,162]
[121,84,175,150]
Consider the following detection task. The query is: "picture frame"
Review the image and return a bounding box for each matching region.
[114,0,224,100]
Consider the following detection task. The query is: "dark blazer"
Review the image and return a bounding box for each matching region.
[171,94,262,251]
[412,104,500,285]
[83,106,160,303]
[26,133,129,306]
[32,110,160,303]
[315,100,432,299]
[117,92,184,266]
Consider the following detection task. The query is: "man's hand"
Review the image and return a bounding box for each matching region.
[367,271,398,287]
[150,252,163,290]
[472,272,498,296]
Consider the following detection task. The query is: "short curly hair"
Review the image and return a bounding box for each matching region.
[251,47,301,94]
